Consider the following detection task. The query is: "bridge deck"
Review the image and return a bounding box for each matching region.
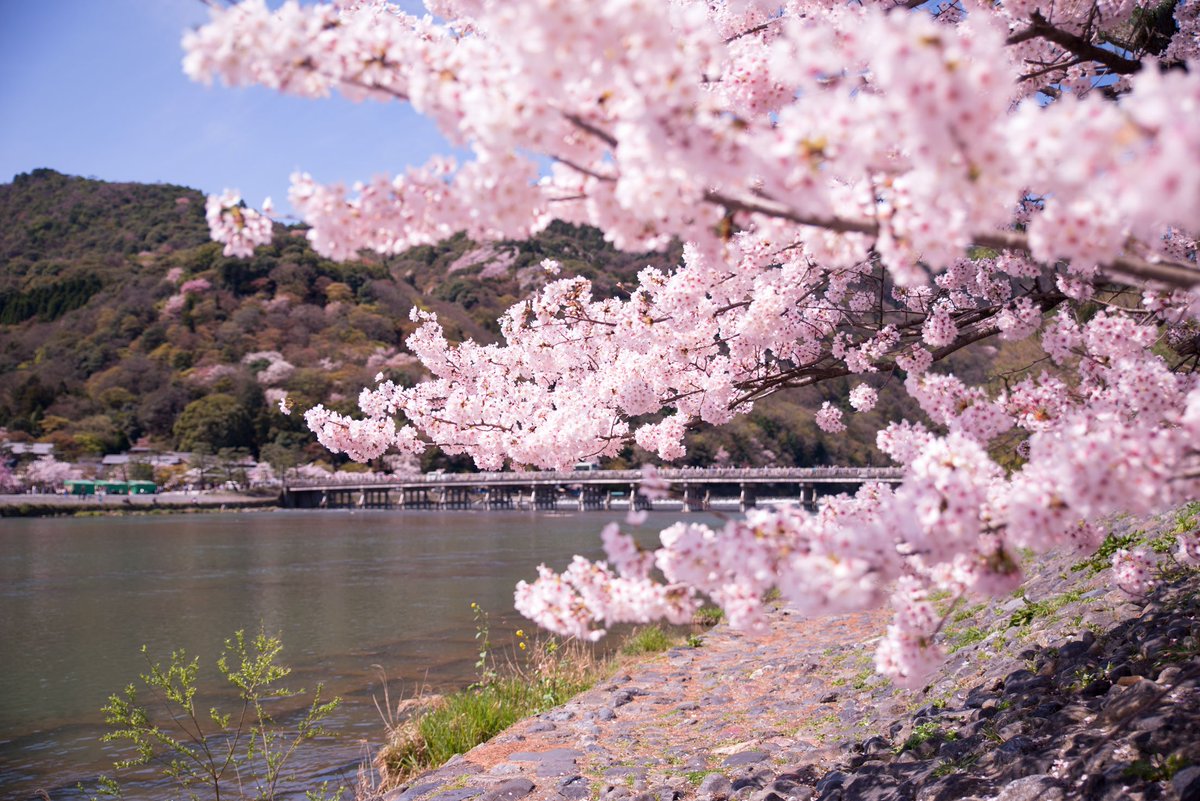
[284,466,902,494]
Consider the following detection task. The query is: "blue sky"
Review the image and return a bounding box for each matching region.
[0,0,453,218]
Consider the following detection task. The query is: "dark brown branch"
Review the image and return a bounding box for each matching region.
[551,155,616,182]
[1006,11,1143,75]
[723,18,782,45]
[704,190,1200,290]
[704,190,878,236]
[562,113,618,148]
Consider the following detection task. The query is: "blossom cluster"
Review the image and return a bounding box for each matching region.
[185,0,1200,685]
[204,190,274,258]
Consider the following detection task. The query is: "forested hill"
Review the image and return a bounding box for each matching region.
[0,169,918,469]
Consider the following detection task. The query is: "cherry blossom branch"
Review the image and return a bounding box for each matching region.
[1006,11,1144,75]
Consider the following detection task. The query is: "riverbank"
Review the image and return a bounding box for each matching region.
[374,508,1200,801]
[0,490,278,516]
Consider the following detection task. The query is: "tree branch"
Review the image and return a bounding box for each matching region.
[705,190,1200,289]
[1006,11,1143,75]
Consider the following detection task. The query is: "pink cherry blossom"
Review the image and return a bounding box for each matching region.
[183,0,1200,687]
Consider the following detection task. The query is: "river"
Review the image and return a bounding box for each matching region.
[0,509,714,801]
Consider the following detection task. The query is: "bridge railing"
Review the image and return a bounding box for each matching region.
[283,465,903,491]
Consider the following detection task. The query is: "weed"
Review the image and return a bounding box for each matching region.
[470,601,497,687]
[1073,532,1143,575]
[378,639,603,785]
[1008,589,1083,628]
[684,770,719,786]
[896,722,957,754]
[851,668,875,690]
[952,603,987,624]
[1123,754,1189,782]
[88,628,342,801]
[1067,663,1112,692]
[947,626,989,653]
[622,625,677,656]
[931,753,980,777]
[693,606,725,626]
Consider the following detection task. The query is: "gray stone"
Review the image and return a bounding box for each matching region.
[751,791,785,801]
[428,790,484,801]
[490,765,524,776]
[506,743,580,762]
[1173,766,1200,801]
[698,773,733,800]
[987,775,1063,801]
[598,707,617,721]
[390,781,443,801]
[997,735,1035,756]
[558,776,591,801]
[526,721,556,733]
[601,787,633,801]
[1101,678,1160,722]
[479,778,536,801]
[862,736,891,756]
[813,772,846,796]
[722,751,768,768]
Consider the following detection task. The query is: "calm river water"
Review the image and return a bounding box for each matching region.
[0,509,712,801]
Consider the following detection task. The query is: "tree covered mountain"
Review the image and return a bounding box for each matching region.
[0,169,940,469]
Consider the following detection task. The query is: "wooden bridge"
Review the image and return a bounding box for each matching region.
[281,466,902,512]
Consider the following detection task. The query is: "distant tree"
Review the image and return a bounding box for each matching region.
[0,461,19,493]
[173,393,252,452]
[259,441,301,487]
[20,455,75,491]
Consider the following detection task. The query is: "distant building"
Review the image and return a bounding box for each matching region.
[3,443,55,458]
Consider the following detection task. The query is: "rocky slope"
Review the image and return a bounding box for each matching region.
[372,505,1200,801]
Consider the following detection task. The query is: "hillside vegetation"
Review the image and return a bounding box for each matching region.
[0,169,940,469]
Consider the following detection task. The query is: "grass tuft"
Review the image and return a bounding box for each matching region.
[622,625,677,656]
[376,636,606,787]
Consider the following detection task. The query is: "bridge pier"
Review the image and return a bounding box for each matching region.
[403,487,433,509]
[632,485,653,511]
[800,483,817,511]
[579,485,606,511]
[440,486,473,510]
[682,484,708,513]
[739,483,756,512]
[533,486,558,510]
[362,488,391,509]
[486,486,515,510]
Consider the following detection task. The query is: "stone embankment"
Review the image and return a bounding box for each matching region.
[378,509,1200,801]
[0,491,277,516]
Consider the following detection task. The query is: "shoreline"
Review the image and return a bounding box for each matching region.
[372,509,1200,801]
[0,491,279,517]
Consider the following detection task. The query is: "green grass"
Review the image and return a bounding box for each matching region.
[1008,589,1084,628]
[377,638,607,785]
[693,606,725,626]
[684,770,719,786]
[896,722,957,754]
[383,673,594,778]
[622,625,677,655]
[947,626,989,653]
[932,753,980,777]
